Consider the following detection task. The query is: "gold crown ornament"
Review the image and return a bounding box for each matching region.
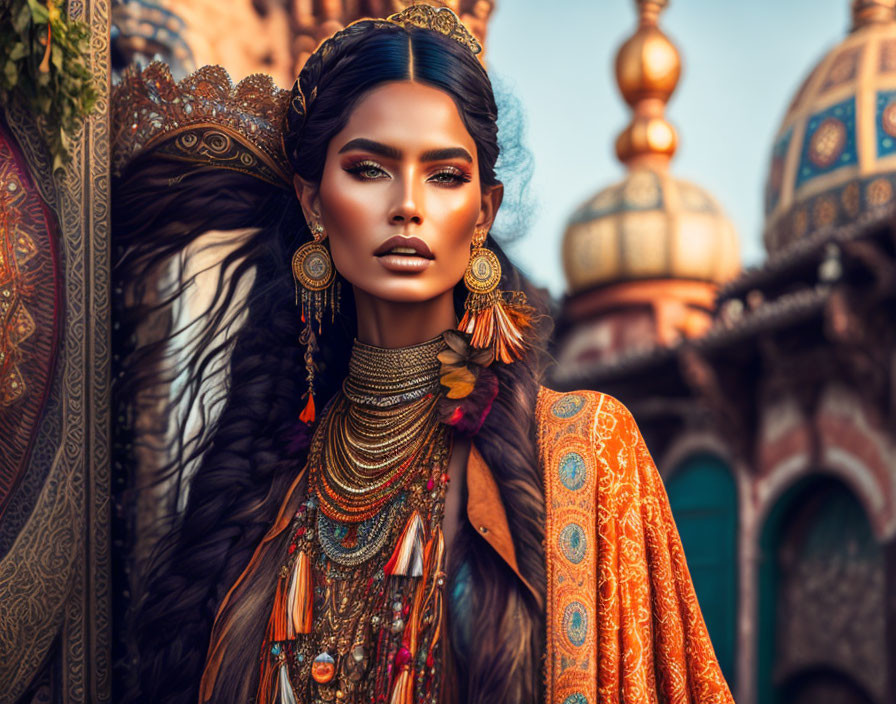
[387,3,482,56]
[286,4,482,139]
[111,62,293,188]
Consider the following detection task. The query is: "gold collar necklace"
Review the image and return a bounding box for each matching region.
[316,334,450,524]
[342,334,446,408]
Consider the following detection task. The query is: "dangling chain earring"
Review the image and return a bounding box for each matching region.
[458,226,535,364]
[292,221,339,423]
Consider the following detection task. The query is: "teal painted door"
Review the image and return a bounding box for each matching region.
[758,478,884,704]
[666,455,738,687]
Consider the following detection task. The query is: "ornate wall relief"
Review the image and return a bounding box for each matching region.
[0,0,111,701]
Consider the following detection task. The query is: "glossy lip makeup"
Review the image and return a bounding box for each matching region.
[374,235,435,273]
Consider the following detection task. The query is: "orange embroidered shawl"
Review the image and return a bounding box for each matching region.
[200,387,734,703]
[537,388,733,704]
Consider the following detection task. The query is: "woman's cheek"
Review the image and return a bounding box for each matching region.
[322,179,380,238]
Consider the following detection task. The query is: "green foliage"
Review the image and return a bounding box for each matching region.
[0,0,98,171]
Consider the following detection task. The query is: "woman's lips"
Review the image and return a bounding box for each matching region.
[374,235,434,273]
[376,253,433,273]
[374,235,434,258]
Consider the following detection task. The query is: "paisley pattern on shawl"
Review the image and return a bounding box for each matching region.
[537,387,734,704]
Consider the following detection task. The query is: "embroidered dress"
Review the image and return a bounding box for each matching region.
[200,385,734,704]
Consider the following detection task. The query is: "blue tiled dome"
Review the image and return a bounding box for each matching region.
[765,5,896,252]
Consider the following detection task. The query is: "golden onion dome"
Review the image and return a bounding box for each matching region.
[561,0,740,295]
[764,0,896,253]
[563,170,740,291]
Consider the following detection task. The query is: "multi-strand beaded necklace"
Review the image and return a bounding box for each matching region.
[257,335,454,704]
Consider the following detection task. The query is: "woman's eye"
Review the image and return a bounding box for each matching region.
[428,168,471,186]
[346,161,389,180]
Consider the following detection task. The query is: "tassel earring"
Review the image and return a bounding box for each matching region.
[458,227,535,364]
[292,221,339,424]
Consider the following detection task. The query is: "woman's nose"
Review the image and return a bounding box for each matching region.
[389,177,423,226]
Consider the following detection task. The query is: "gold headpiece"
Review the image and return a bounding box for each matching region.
[111,62,293,188]
[386,3,482,56]
[285,4,482,163]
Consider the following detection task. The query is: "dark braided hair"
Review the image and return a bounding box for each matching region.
[117,18,549,704]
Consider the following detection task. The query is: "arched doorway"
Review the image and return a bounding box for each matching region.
[780,667,875,704]
[758,476,885,704]
[666,454,738,687]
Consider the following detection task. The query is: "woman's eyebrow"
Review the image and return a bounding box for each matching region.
[337,139,473,164]
[420,147,473,163]
[337,138,401,159]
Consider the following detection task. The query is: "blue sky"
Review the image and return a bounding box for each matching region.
[486,0,849,295]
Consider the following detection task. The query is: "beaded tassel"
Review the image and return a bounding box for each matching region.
[287,550,312,636]
[384,511,424,577]
[390,529,437,704]
[293,231,339,425]
[298,323,318,425]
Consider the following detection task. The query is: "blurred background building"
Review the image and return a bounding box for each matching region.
[96,0,896,702]
[554,2,896,704]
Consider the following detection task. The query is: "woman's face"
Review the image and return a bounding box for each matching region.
[295,81,502,304]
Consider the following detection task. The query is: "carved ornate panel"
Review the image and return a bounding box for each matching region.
[0,0,111,701]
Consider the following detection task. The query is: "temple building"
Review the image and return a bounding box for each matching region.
[552,2,896,703]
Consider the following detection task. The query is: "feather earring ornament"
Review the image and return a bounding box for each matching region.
[459,228,535,364]
[437,330,499,435]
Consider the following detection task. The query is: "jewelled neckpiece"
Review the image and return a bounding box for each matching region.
[317,336,447,523]
[257,334,454,704]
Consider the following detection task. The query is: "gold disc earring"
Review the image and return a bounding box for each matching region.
[458,226,535,364]
[292,221,339,423]
[464,227,502,295]
[292,222,335,294]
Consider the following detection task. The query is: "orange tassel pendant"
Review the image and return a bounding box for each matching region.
[287,550,312,636]
[299,392,315,424]
[491,294,534,364]
[267,569,290,642]
[459,291,535,364]
[384,511,424,577]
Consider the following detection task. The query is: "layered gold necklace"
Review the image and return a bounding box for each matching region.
[257,335,453,704]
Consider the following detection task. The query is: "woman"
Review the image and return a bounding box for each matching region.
[112,5,733,704]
